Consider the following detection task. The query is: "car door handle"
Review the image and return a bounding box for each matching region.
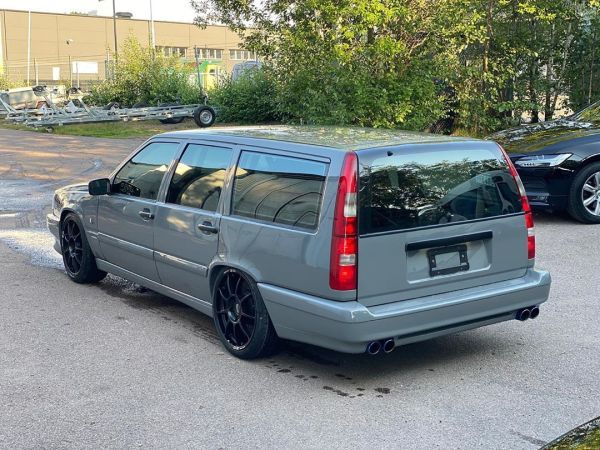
[197,221,218,234]
[138,209,155,220]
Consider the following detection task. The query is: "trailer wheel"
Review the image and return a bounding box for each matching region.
[132,102,149,108]
[159,102,185,124]
[193,106,216,128]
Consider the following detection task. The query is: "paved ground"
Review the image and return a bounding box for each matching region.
[0,129,599,449]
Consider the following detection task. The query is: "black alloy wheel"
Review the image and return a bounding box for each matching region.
[212,269,278,359]
[61,217,83,275]
[60,213,107,283]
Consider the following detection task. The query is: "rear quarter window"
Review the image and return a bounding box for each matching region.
[231,151,328,230]
[358,145,523,234]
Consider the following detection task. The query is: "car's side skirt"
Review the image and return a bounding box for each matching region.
[95,258,213,317]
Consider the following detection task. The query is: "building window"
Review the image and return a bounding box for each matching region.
[195,48,223,60]
[157,46,187,58]
[229,49,257,60]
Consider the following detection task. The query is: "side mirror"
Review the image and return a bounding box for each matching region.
[88,178,111,196]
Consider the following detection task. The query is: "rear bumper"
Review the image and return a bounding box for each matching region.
[259,268,551,353]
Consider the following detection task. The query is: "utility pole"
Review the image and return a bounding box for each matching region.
[194,46,202,89]
[98,0,118,58]
[149,0,156,50]
[26,10,31,85]
[112,0,118,59]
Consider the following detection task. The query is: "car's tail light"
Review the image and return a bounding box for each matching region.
[500,145,535,260]
[330,153,358,290]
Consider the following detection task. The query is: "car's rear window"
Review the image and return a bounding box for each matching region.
[358,146,523,234]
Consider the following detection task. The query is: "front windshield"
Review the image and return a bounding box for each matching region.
[571,99,600,122]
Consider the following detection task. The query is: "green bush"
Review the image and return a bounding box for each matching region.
[208,67,280,123]
[274,59,445,130]
[0,73,12,90]
[88,36,203,107]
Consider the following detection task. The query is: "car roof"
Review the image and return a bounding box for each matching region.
[158,125,474,151]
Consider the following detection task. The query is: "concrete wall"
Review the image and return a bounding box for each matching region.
[0,9,249,85]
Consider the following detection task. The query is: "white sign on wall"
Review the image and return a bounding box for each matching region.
[52,67,60,81]
[71,61,98,74]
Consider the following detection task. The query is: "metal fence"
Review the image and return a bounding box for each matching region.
[1,56,110,90]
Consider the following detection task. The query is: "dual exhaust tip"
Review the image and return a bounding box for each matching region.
[516,306,540,321]
[367,307,540,354]
[366,338,395,355]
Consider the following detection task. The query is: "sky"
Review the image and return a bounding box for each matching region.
[0,0,198,23]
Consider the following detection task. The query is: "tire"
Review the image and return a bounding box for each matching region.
[60,213,107,283]
[193,106,216,128]
[212,268,278,359]
[132,101,149,108]
[567,162,600,224]
[159,102,185,124]
[103,101,120,110]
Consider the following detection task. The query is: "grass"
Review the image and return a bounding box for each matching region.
[0,118,204,139]
[544,418,600,450]
[0,116,488,140]
[547,428,600,450]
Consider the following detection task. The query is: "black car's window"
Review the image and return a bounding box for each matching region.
[359,146,523,234]
[113,142,179,200]
[232,151,328,230]
[166,144,233,212]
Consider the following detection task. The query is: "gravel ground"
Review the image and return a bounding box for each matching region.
[0,129,598,449]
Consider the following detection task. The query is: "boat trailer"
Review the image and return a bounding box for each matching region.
[0,86,217,131]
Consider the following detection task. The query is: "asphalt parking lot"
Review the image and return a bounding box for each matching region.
[0,129,599,449]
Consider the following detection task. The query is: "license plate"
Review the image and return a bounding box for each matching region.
[427,244,469,277]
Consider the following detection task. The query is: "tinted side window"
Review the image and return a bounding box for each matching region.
[113,142,179,200]
[232,151,327,230]
[166,144,232,212]
[359,147,523,234]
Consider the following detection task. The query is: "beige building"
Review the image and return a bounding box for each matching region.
[0,9,254,87]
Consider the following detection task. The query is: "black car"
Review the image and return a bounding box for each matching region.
[490,102,600,224]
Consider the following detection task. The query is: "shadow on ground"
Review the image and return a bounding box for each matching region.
[87,271,515,399]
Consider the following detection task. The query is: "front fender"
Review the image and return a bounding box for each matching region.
[54,186,102,259]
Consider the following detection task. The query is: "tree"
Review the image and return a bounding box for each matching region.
[194,0,453,129]
[88,36,203,107]
[564,7,600,111]
[192,0,600,133]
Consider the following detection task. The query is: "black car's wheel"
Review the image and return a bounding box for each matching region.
[568,162,600,224]
[212,268,278,359]
[193,106,216,128]
[60,213,107,283]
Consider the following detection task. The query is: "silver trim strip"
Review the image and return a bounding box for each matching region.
[154,251,208,276]
[97,232,153,259]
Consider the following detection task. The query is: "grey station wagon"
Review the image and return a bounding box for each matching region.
[47,126,551,359]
